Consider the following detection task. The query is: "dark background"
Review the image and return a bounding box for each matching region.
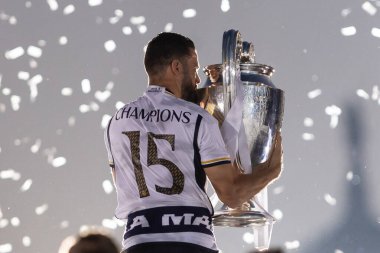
[1,0,380,252]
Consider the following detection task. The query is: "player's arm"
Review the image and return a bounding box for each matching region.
[205,133,283,209]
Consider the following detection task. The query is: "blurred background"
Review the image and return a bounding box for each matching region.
[1,0,380,252]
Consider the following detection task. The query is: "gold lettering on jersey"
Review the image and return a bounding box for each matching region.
[115,106,191,123]
[147,133,184,195]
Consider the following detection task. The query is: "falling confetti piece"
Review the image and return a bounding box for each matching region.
[307,89,322,99]
[52,157,66,167]
[101,114,112,128]
[0,219,9,229]
[304,117,314,127]
[89,102,99,111]
[325,105,342,129]
[30,139,41,153]
[356,89,370,99]
[61,87,73,96]
[81,79,91,93]
[102,180,114,194]
[29,59,38,68]
[164,23,173,32]
[88,0,103,7]
[371,27,380,38]
[130,16,145,25]
[22,236,31,247]
[20,179,33,192]
[47,0,59,11]
[273,186,284,195]
[104,40,116,52]
[63,4,75,15]
[115,101,125,110]
[79,104,90,113]
[242,232,255,244]
[95,90,111,102]
[25,1,32,8]
[362,1,377,16]
[10,217,20,226]
[68,116,76,126]
[102,219,117,229]
[221,0,230,12]
[35,204,48,215]
[9,16,17,25]
[2,88,11,95]
[27,46,42,58]
[284,240,300,250]
[372,85,379,100]
[272,209,283,220]
[10,95,21,111]
[302,133,315,141]
[183,9,197,18]
[59,36,68,45]
[60,220,69,229]
[138,25,147,34]
[5,46,25,60]
[341,26,356,36]
[324,193,337,206]
[335,249,344,253]
[18,71,30,80]
[122,26,132,35]
[0,243,12,253]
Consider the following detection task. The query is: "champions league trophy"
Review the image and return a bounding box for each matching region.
[197,30,284,250]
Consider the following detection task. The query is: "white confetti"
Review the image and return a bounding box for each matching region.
[272,209,283,220]
[372,85,379,100]
[2,88,11,96]
[102,180,114,194]
[341,26,356,36]
[38,40,47,47]
[0,243,12,253]
[29,59,38,68]
[311,74,319,82]
[106,81,114,90]
[63,4,75,15]
[115,101,125,110]
[371,27,380,38]
[242,232,255,244]
[60,220,69,229]
[304,117,314,127]
[0,73,2,88]
[81,79,91,94]
[104,40,116,53]
[324,193,337,206]
[9,16,17,25]
[130,16,145,25]
[221,0,230,12]
[0,104,4,113]
[52,157,66,167]
[88,0,103,7]
[356,89,370,99]
[21,179,33,192]
[11,95,21,111]
[0,208,2,218]
[122,26,132,35]
[284,240,300,250]
[164,23,173,32]
[346,171,353,181]
[22,236,31,247]
[89,102,99,111]
[101,114,112,128]
[35,204,48,215]
[61,87,73,96]
[183,9,197,18]
[30,139,41,153]
[308,89,322,99]
[272,186,284,195]
[362,1,377,16]
[325,105,342,129]
[138,25,147,34]
[0,219,8,228]
[335,249,344,253]
[102,218,117,230]
[17,71,29,81]
[0,169,21,180]
[79,104,90,113]
[110,9,123,24]
[47,0,59,11]
[59,36,68,45]
[95,90,111,102]
[25,1,32,8]
[10,217,20,226]
[5,46,25,60]
[302,133,315,141]
[341,8,352,17]
[27,46,42,58]
[28,75,43,102]
[68,116,76,127]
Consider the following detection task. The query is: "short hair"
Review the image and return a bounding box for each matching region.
[144,32,195,76]
[68,233,119,253]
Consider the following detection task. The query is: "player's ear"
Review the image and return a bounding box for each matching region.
[170,59,182,75]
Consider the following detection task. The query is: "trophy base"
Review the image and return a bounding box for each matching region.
[212,210,275,227]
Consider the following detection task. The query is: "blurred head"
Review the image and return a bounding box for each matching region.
[68,233,119,253]
[144,32,200,102]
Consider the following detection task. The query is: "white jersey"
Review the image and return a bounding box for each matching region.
[104,85,230,251]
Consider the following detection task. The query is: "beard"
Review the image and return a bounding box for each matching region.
[180,71,199,104]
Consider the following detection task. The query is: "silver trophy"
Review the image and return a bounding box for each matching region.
[197,30,284,249]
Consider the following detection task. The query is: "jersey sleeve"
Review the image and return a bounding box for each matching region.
[198,115,231,168]
[104,116,115,168]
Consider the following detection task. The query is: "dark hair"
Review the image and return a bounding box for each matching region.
[69,234,119,253]
[144,32,195,76]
